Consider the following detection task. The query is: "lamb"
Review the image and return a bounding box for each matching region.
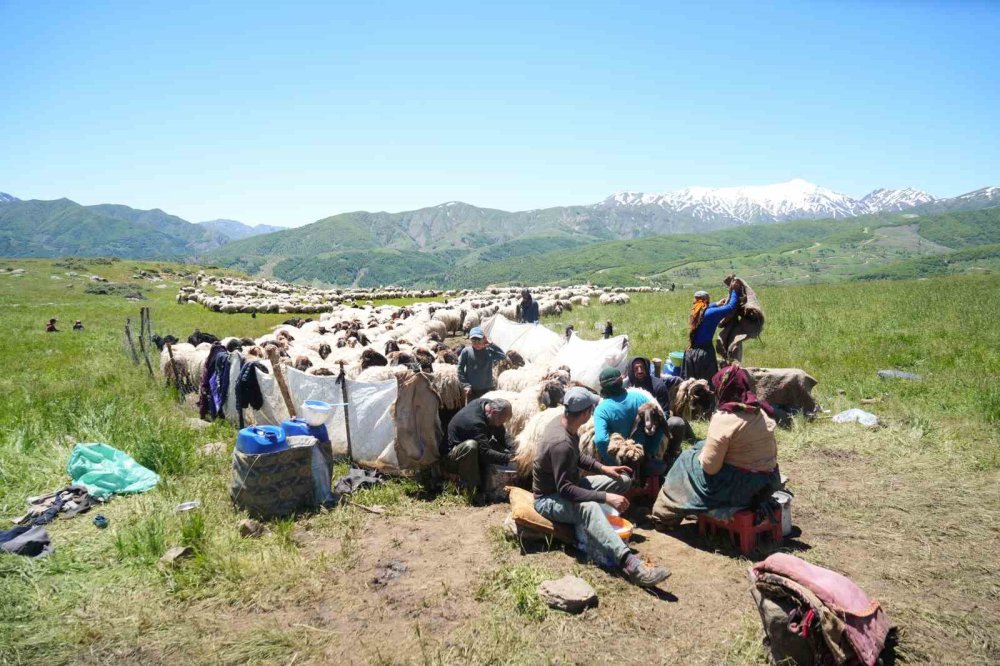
[673,378,713,421]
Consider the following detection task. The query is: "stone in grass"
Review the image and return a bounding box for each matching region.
[239,519,269,538]
[198,441,227,457]
[186,417,211,430]
[159,546,193,567]
[537,575,598,614]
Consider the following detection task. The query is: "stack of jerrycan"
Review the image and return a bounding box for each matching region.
[230,401,335,518]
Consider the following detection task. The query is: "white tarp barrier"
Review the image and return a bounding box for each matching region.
[554,333,631,391]
[252,366,400,469]
[481,314,565,365]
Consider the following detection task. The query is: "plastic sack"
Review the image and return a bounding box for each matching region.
[553,332,630,391]
[66,443,160,500]
[480,314,565,365]
[832,409,879,427]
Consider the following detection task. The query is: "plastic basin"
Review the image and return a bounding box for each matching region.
[300,400,332,426]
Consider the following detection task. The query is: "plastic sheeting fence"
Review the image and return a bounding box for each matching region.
[482,315,630,390]
[252,366,438,473]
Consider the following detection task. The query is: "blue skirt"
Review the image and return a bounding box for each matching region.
[653,441,779,521]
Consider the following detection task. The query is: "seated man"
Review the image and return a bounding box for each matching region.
[624,356,695,467]
[651,364,781,531]
[442,397,513,500]
[593,367,665,476]
[533,387,670,588]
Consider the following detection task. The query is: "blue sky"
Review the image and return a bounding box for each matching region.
[1,0,998,227]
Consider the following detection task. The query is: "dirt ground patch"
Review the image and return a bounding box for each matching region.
[125,434,997,666]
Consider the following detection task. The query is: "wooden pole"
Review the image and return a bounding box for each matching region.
[124,319,140,365]
[338,361,353,464]
[137,311,154,379]
[266,347,296,419]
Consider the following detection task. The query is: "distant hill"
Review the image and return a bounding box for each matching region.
[0,198,201,258]
[2,180,997,278]
[205,181,999,287]
[447,207,1000,288]
[198,219,285,241]
[0,192,18,203]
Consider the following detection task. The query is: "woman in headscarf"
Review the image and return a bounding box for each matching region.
[650,363,781,531]
[682,279,741,382]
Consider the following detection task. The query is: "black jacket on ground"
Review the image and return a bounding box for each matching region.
[444,398,511,464]
[624,355,681,414]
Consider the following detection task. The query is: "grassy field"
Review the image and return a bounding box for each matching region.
[1,258,998,665]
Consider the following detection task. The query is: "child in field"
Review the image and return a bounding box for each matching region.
[45,318,59,332]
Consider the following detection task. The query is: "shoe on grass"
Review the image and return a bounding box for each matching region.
[623,554,671,588]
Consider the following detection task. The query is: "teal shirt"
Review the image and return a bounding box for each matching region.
[592,389,663,463]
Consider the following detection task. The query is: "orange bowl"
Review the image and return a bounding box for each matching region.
[607,515,634,541]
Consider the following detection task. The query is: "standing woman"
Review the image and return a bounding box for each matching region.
[683,280,739,382]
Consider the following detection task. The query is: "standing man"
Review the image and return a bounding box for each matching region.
[457,326,506,401]
[442,397,513,500]
[533,387,671,587]
[604,320,614,339]
[518,289,540,324]
[683,281,739,383]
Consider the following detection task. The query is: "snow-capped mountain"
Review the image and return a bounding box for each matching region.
[858,188,935,213]
[602,179,865,224]
[0,192,19,203]
[600,179,960,226]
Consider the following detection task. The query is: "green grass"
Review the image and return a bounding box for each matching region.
[0,258,998,664]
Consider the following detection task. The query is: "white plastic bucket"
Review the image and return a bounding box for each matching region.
[772,490,793,536]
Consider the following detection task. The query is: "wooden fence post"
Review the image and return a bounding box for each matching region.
[266,347,296,419]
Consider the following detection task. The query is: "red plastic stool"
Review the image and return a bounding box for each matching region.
[626,475,661,503]
[697,508,783,556]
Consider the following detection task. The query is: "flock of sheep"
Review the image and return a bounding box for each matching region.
[162,279,676,477]
[175,273,662,316]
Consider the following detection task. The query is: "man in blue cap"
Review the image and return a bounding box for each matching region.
[458,326,506,401]
[533,386,671,588]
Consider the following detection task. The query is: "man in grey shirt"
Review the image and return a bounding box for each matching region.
[457,326,506,401]
[533,387,671,588]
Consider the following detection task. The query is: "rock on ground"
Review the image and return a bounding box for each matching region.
[537,575,598,614]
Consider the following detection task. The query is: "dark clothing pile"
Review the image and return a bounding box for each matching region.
[332,467,384,498]
[532,417,605,503]
[444,398,511,465]
[624,355,682,414]
[0,526,52,558]
[199,343,234,420]
[13,485,95,526]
